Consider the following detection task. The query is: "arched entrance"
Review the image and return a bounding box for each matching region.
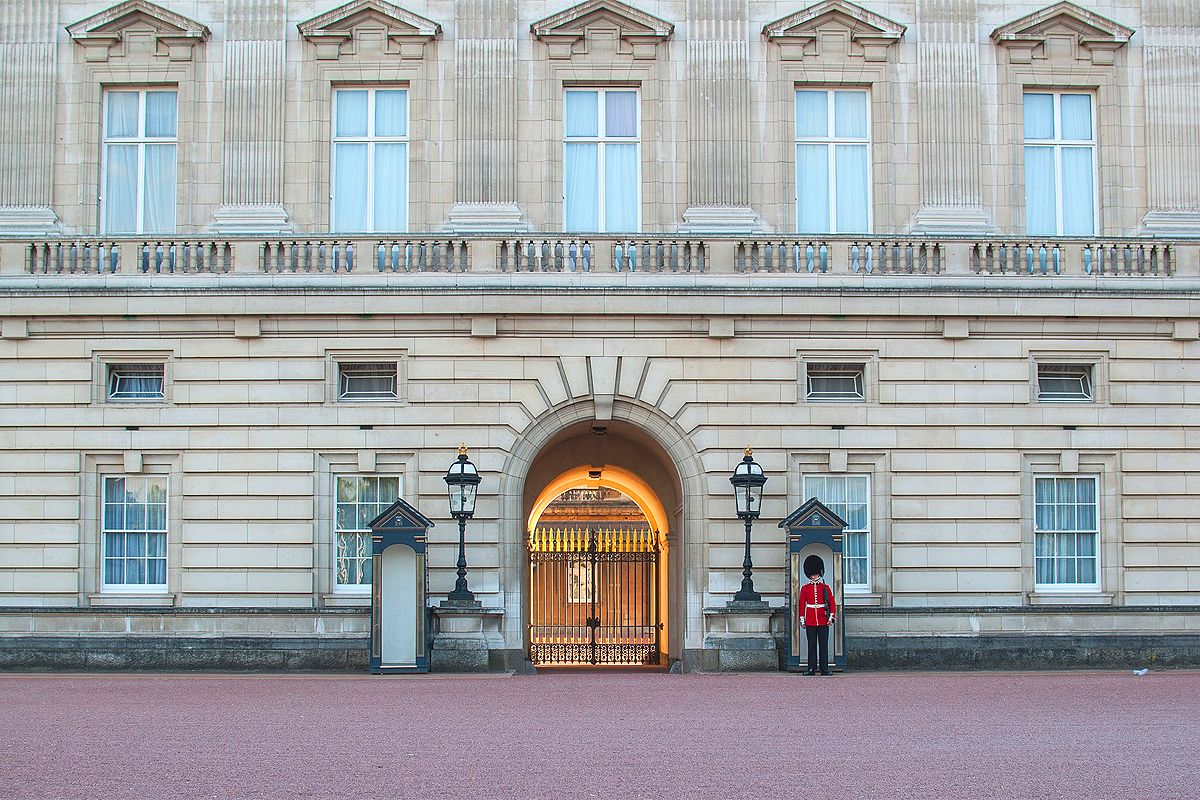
[508,412,691,669]
[527,466,669,666]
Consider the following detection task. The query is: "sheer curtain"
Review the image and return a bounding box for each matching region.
[142,144,176,233]
[104,145,138,233]
[605,91,637,136]
[604,144,637,231]
[835,145,869,233]
[1024,146,1056,235]
[334,144,368,232]
[374,143,407,231]
[375,89,407,137]
[565,91,599,230]
[795,144,828,232]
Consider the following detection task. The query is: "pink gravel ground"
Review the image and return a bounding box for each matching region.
[1,671,1197,800]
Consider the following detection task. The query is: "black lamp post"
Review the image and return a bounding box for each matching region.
[729,447,767,602]
[444,444,481,604]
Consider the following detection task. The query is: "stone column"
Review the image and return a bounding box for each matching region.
[210,0,292,233]
[910,0,993,234]
[0,0,59,232]
[681,0,762,232]
[1142,1,1200,234]
[445,0,525,232]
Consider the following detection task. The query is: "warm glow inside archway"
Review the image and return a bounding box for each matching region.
[527,465,670,543]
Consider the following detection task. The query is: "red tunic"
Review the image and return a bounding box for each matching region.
[799,580,836,627]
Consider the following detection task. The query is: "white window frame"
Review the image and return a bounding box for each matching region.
[330,87,410,233]
[1033,475,1101,592]
[101,475,169,593]
[794,87,872,234]
[1036,363,1093,403]
[1022,91,1099,236]
[806,363,866,402]
[100,88,178,234]
[562,87,641,232]
[802,474,871,591]
[106,362,166,402]
[333,474,402,592]
[337,361,399,401]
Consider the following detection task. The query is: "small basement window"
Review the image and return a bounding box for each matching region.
[339,362,398,401]
[107,363,165,401]
[807,363,865,402]
[1037,364,1092,402]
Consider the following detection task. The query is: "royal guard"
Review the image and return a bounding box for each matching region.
[799,554,837,675]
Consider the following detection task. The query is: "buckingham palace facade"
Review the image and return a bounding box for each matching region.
[1,0,1199,671]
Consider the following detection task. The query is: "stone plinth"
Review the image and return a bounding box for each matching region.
[431,602,506,673]
[701,601,781,672]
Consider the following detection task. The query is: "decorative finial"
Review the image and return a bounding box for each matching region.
[458,443,469,456]
[744,446,753,457]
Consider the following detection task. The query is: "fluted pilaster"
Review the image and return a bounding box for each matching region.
[681,0,760,232]
[0,0,59,231]
[211,0,292,233]
[1142,0,1200,233]
[446,0,524,232]
[910,0,992,233]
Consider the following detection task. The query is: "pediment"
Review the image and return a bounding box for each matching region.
[67,0,210,62]
[531,0,674,60]
[298,0,442,60]
[779,497,848,532]
[763,0,906,62]
[368,498,435,533]
[992,2,1133,66]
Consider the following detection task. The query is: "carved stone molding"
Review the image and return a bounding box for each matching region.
[992,1,1134,66]
[297,0,442,61]
[66,0,209,63]
[762,0,906,63]
[531,0,674,61]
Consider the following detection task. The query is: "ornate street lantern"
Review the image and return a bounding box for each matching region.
[444,444,481,604]
[729,447,767,602]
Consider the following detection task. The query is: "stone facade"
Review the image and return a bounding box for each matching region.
[1,0,1199,670]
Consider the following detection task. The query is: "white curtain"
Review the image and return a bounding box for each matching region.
[565,90,598,137]
[336,90,368,137]
[1024,146,1056,235]
[834,91,867,138]
[795,90,827,137]
[1023,93,1054,139]
[374,143,408,231]
[1061,147,1095,235]
[375,89,407,137]
[142,144,176,234]
[333,143,368,232]
[605,91,637,137]
[565,143,598,230]
[1060,94,1092,140]
[795,144,828,232]
[145,91,177,138]
[106,92,138,137]
[104,144,138,233]
[604,143,638,231]
[835,144,869,233]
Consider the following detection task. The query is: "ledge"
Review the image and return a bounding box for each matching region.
[87,593,176,607]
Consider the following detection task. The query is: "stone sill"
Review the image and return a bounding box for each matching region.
[0,605,369,615]
[1029,592,1115,606]
[844,593,883,607]
[88,593,176,608]
[321,593,370,608]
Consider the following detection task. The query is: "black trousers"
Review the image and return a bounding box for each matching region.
[805,624,830,673]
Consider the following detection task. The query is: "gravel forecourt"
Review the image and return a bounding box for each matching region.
[1,671,1197,800]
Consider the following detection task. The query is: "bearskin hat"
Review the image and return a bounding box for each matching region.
[803,554,825,578]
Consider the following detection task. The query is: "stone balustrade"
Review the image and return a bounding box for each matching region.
[1,234,1195,279]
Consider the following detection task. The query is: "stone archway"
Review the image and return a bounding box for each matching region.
[496,399,706,670]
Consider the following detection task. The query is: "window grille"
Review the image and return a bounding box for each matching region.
[807,363,865,401]
[1037,364,1092,402]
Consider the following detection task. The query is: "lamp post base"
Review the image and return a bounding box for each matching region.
[442,591,479,607]
[732,588,762,602]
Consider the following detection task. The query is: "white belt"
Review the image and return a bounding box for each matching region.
[805,603,825,609]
